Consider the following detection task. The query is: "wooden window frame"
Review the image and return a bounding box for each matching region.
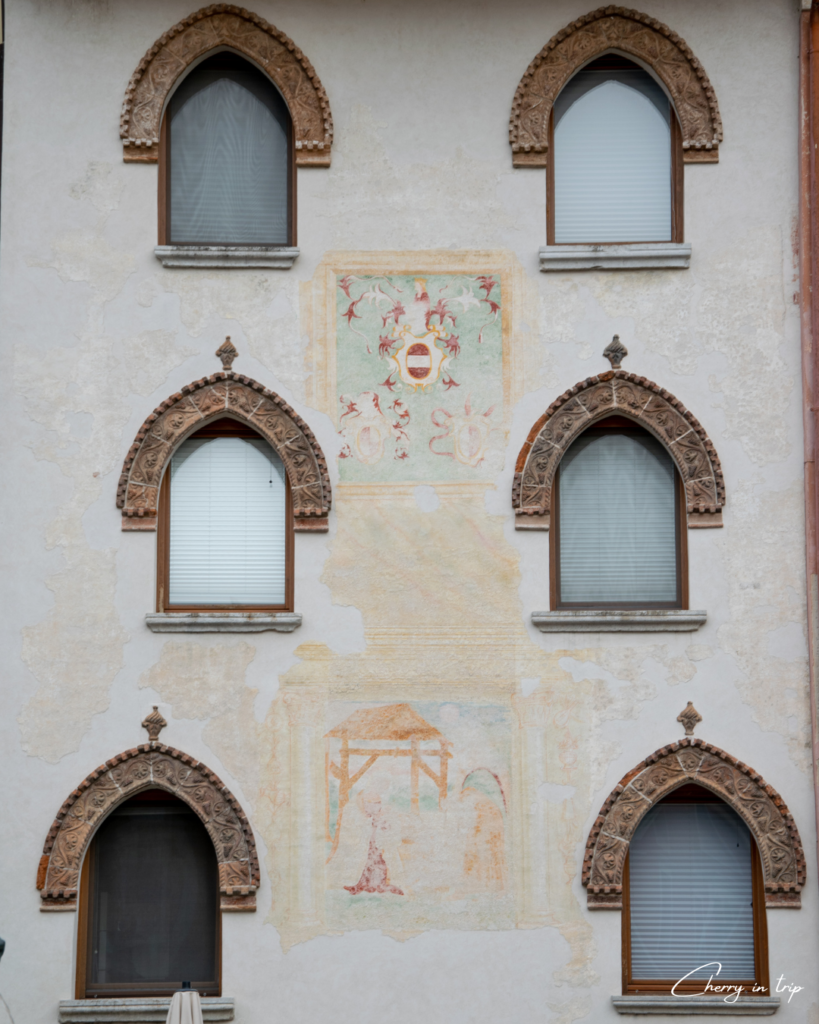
[75,792,222,1000]
[156,418,295,614]
[621,786,770,997]
[549,418,688,611]
[546,68,684,246]
[157,55,297,248]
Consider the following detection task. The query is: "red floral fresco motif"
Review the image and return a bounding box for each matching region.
[338,275,500,397]
[338,391,410,463]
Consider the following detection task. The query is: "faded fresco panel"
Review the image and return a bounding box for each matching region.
[325,700,514,931]
[335,274,504,480]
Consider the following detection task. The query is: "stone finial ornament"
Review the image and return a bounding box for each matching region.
[603,335,628,369]
[216,337,238,371]
[142,705,167,742]
[677,701,703,737]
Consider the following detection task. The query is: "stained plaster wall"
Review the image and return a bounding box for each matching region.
[0,0,817,1022]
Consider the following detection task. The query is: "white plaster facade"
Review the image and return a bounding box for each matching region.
[0,1,816,1022]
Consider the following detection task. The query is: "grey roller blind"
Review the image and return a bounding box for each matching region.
[170,72,289,244]
[630,803,756,981]
[88,800,217,992]
[169,436,287,606]
[553,73,672,243]
[558,431,677,605]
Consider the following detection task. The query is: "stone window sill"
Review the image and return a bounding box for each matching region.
[539,243,691,272]
[154,245,300,269]
[146,612,302,633]
[58,997,234,1022]
[612,996,779,1015]
[532,610,707,632]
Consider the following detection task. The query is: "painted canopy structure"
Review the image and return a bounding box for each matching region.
[325,704,452,858]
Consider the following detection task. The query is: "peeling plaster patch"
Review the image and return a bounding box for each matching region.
[717,479,810,768]
[585,270,698,375]
[700,228,793,466]
[120,330,197,396]
[69,161,124,217]
[19,545,128,762]
[15,236,191,758]
[767,621,808,662]
[546,996,592,1024]
[687,644,715,661]
[139,641,261,806]
[414,485,440,513]
[324,106,515,249]
[157,272,305,400]
[521,676,540,697]
[539,782,576,803]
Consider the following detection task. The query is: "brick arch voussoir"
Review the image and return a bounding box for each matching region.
[37,743,260,911]
[117,371,331,532]
[509,6,722,166]
[512,370,725,525]
[120,4,333,165]
[583,738,806,910]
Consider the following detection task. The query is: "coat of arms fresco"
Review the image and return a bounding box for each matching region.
[335,274,505,481]
[324,701,513,931]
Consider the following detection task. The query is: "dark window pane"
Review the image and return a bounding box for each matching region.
[87,796,218,993]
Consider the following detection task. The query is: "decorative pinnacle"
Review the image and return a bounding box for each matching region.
[677,701,703,737]
[142,705,168,743]
[216,336,238,371]
[603,334,628,369]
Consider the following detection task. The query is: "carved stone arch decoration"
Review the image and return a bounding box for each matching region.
[512,370,725,528]
[509,6,723,166]
[120,4,333,165]
[117,370,332,531]
[583,738,806,910]
[37,743,260,911]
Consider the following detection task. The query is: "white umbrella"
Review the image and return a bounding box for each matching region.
[165,990,204,1024]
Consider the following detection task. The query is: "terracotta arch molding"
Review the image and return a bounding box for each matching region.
[509,5,723,166]
[120,4,333,165]
[37,743,260,911]
[512,370,725,528]
[583,738,806,910]
[117,371,332,532]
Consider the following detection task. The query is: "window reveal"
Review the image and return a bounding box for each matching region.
[157,419,294,612]
[623,785,769,996]
[548,56,683,245]
[163,52,293,246]
[552,421,685,609]
[80,791,219,997]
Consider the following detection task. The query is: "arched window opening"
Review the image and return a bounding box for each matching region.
[552,417,686,608]
[549,55,682,245]
[624,783,768,996]
[157,417,293,612]
[161,51,293,246]
[78,789,220,998]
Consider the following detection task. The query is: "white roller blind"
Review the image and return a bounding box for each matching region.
[170,75,289,244]
[630,802,756,981]
[169,436,286,606]
[558,431,677,605]
[554,76,672,243]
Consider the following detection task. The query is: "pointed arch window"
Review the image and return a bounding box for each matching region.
[623,784,769,996]
[548,55,683,246]
[77,790,220,998]
[551,417,687,609]
[159,51,294,250]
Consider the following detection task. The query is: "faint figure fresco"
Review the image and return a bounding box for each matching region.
[325,700,513,931]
